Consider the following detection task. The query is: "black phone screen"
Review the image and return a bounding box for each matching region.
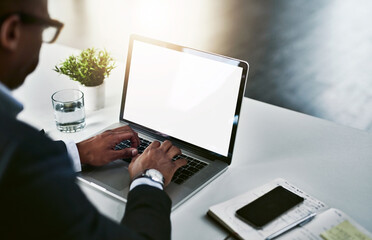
[236,186,304,228]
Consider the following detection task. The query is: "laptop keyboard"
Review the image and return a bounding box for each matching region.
[115,137,208,184]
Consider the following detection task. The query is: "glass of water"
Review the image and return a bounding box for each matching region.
[51,89,86,133]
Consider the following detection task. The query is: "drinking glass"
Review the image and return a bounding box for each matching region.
[51,89,86,132]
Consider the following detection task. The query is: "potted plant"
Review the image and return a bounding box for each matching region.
[54,47,116,111]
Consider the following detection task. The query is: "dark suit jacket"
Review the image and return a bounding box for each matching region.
[0,112,171,240]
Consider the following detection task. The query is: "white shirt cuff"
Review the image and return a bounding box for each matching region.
[130,177,163,191]
[63,140,82,172]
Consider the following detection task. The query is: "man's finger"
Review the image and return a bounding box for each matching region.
[111,132,140,148]
[131,132,140,148]
[167,145,181,158]
[111,148,138,160]
[160,140,172,152]
[109,125,131,133]
[173,158,188,169]
[149,141,161,148]
[106,126,140,147]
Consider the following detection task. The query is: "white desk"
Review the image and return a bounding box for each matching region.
[14,44,372,239]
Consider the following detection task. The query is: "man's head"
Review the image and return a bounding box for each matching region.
[0,0,62,90]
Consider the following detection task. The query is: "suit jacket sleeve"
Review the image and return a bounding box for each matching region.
[122,185,172,240]
[0,118,171,240]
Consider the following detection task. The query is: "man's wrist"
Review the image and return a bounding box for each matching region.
[132,169,165,187]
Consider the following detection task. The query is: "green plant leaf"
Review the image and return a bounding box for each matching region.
[54,47,116,86]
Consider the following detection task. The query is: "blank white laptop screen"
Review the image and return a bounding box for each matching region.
[124,40,243,157]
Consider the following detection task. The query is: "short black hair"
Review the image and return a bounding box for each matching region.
[0,0,43,16]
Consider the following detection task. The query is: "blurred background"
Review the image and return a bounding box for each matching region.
[49,0,372,132]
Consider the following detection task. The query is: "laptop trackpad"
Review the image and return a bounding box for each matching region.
[81,160,131,192]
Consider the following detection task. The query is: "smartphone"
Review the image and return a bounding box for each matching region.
[236,186,304,229]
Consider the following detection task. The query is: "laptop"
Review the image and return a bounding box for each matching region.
[78,35,249,210]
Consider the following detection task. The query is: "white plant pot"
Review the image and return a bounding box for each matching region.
[79,82,105,111]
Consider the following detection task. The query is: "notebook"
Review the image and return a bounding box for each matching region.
[78,34,249,210]
[208,178,372,240]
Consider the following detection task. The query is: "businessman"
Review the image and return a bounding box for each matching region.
[0,0,187,239]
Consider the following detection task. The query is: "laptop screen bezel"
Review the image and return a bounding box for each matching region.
[120,35,249,165]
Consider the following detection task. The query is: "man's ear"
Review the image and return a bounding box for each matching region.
[0,15,22,52]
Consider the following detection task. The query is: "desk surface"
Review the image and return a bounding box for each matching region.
[13,44,372,239]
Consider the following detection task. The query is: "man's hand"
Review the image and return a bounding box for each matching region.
[129,141,187,187]
[76,125,140,166]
